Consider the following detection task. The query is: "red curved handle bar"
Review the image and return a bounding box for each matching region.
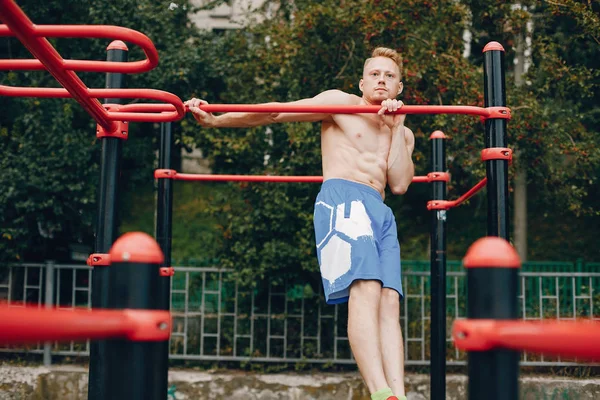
[0,24,158,73]
[0,0,158,74]
[0,0,178,128]
[453,319,600,362]
[0,304,171,343]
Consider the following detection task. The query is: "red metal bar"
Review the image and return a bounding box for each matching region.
[412,176,430,183]
[198,104,511,119]
[154,169,433,183]
[448,178,487,207]
[0,24,158,73]
[428,178,487,210]
[174,174,322,183]
[0,0,183,126]
[0,304,171,343]
[0,86,185,122]
[453,319,600,362]
[0,0,113,130]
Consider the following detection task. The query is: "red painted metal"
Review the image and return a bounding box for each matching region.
[0,7,158,74]
[462,236,521,269]
[481,147,513,162]
[0,0,183,127]
[154,169,434,184]
[198,104,511,119]
[427,178,487,210]
[453,319,600,362]
[87,253,111,267]
[0,304,171,343]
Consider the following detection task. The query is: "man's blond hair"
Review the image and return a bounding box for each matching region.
[363,47,403,79]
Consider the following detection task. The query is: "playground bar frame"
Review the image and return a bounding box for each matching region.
[8,3,595,396]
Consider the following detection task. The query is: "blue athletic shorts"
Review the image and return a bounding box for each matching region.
[313,179,403,304]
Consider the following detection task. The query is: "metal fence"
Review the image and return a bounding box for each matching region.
[1,262,599,367]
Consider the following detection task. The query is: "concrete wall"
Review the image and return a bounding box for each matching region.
[1,365,599,400]
[190,0,269,31]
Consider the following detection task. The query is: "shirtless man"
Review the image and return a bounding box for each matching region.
[185,47,415,400]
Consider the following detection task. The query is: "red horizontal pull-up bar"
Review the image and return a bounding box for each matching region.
[453,319,600,362]
[197,104,511,120]
[0,304,171,343]
[154,169,444,183]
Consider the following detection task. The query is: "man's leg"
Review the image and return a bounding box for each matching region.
[379,288,405,396]
[348,280,389,394]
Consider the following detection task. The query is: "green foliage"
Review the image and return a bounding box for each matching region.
[0,0,205,261]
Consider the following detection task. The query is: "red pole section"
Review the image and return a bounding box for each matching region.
[198,104,510,119]
[0,86,186,122]
[174,174,323,183]
[453,319,600,362]
[0,305,171,343]
[428,178,487,210]
[155,170,434,183]
[0,24,158,73]
[449,178,487,207]
[0,0,114,131]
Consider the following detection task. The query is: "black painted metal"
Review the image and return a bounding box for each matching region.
[430,136,447,400]
[88,46,127,400]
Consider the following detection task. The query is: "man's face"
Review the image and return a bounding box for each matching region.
[359,57,403,104]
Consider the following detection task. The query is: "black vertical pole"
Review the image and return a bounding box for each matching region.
[106,232,166,400]
[472,41,518,400]
[429,131,447,400]
[155,122,174,395]
[483,41,509,239]
[464,237,520,400]
[88,40,128,400]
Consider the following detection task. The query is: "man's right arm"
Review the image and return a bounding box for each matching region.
[185,90,355,128]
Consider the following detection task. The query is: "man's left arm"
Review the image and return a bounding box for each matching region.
[387,126,415,195]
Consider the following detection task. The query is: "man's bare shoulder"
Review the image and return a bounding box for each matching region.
[317,89,361,105]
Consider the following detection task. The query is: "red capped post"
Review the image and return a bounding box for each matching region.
[105,232,167,400]
[461,237,520,400]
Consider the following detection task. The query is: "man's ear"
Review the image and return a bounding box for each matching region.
[359,79,364,93]
[397,82,404,97]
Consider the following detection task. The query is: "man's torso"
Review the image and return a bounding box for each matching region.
[320,94,394,199]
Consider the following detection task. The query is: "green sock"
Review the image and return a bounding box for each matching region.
[371,387,394,400]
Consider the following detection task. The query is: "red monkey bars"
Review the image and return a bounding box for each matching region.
[0,0,185,133]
